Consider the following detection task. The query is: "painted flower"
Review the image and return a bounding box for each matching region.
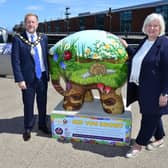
[85,48,91,55]
[64,50,72,61]
[104,44,110,50]
[117,48,123,55]
[60,61,66,69]
[53,53,59,62]
[93,53,100,59]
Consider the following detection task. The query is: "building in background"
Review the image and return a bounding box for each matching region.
[38,0,168,35]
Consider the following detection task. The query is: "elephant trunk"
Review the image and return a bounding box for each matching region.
[52,79,65,96]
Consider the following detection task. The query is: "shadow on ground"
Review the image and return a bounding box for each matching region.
[56,138,135,158]
[0,115,51,138]
[72,141,130,157]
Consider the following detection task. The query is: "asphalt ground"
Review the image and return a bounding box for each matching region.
[0,76,168,168]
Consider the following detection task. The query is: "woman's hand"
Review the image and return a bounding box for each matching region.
[159,94,168,107]
[119,38,128,48]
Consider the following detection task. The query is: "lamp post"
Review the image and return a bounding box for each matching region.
[106,8,112,32]
[124,25,128,38]
[44,19,47,33]
[65,7,70,34]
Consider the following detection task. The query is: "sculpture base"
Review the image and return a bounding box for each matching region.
[50,99,132,146]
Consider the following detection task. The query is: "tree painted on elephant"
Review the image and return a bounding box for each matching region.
[49,30,128,114]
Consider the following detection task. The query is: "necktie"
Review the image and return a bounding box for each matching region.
[31,35,42,79]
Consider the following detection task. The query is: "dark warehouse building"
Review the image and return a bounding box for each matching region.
[38,0,168,35]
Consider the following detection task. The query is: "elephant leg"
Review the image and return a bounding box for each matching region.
[63,83,85,111]
[100,88,124,114]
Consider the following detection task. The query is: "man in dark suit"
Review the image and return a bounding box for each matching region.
[11,13,50,141]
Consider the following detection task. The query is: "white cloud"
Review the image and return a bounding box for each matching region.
[26,5,43,11]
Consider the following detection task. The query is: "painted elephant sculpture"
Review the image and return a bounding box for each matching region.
[49,30,128,114]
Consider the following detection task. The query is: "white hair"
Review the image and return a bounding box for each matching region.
[142,13,165,36]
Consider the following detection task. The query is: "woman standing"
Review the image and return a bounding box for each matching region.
[120,13,168,158]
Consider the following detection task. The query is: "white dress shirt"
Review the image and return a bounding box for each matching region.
[129,39,155,85]
[26,31,45,72]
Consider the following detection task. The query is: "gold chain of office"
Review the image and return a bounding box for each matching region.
[16,33,43,48]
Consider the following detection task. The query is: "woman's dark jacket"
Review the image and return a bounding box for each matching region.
[126,35,168,115]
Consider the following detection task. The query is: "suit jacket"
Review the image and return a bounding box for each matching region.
[11,31,49,83]
[126,35,168,115]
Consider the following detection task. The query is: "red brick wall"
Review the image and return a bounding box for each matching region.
[132,7,155,32]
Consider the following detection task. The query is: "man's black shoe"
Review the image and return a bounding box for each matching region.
[23,129,31,141]
[39,125,51,134]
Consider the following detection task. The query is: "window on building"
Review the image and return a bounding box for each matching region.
[120,11,132,33]
[39,25,45,33]
[156,5,168,33]
[95,14,105,30]
[47,23,51,32]
[79,17,85,30]
[55,25,60,32]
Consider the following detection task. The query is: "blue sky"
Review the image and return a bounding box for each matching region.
[0,0,159,31]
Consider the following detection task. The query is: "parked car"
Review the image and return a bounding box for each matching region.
[0,27,13,76]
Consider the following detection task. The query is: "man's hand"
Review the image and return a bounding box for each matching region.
[17,81,27,90]
[159,94,168,107]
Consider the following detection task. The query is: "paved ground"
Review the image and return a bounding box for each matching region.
[0,76,168,168]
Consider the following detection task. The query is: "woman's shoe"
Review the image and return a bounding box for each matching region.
[146,139,164,151]
[126,144,142,158]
